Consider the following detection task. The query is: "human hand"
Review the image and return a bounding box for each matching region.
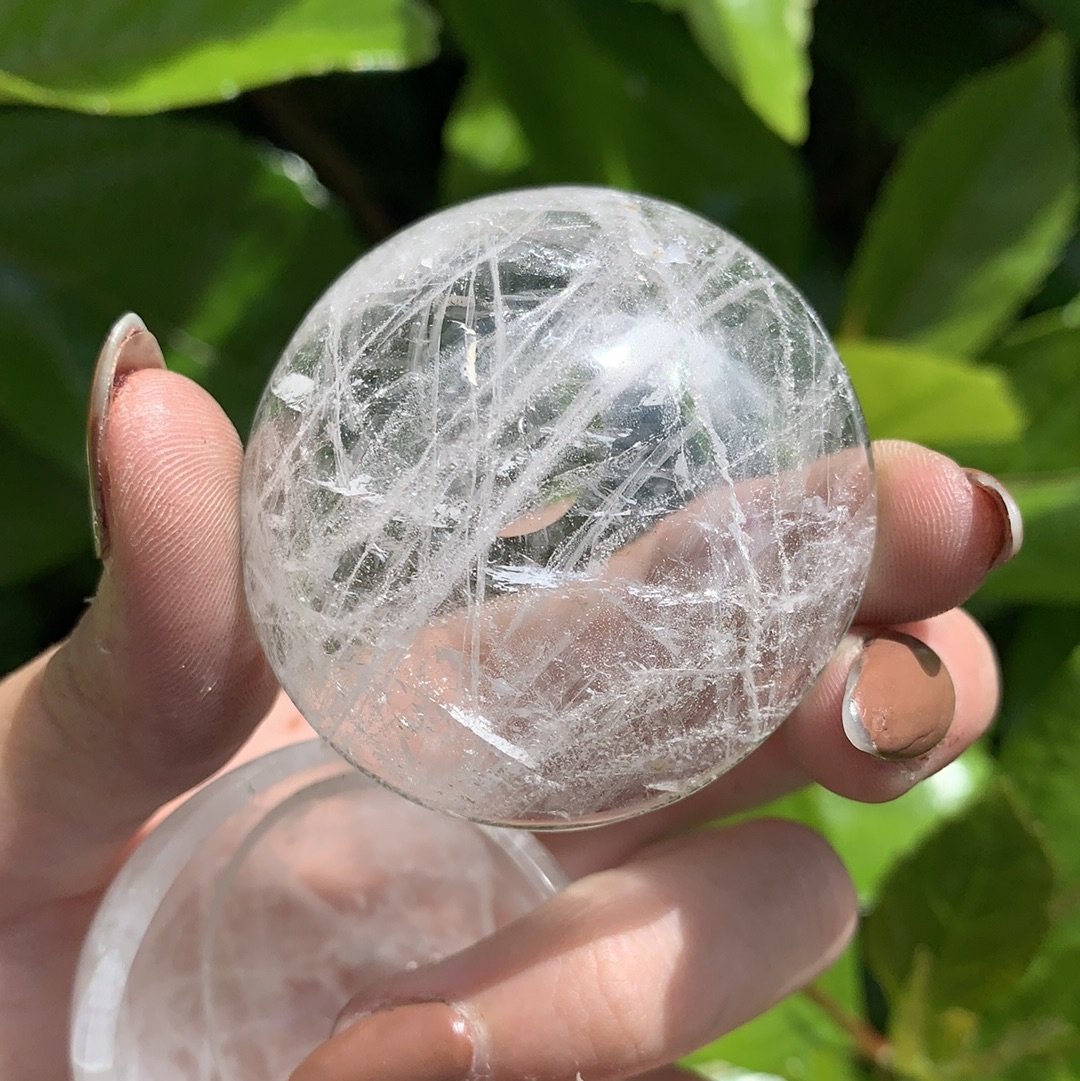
[0,317,1015,1081]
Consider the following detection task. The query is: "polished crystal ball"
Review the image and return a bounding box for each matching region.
[242,186,876,829]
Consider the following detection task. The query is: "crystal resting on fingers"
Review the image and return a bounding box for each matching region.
[241,186,877,829]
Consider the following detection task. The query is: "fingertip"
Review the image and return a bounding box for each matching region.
[861,441,1019,623]
[104,367,274,750]
[730,818,857,951]
[72,367,275,780]
[783,608,998,804]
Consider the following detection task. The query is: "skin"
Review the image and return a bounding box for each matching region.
[0,365,1006,1081]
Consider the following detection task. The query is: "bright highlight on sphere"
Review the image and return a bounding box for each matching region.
[241,186,876,829]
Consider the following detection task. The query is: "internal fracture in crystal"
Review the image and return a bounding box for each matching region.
[241,186,877,828]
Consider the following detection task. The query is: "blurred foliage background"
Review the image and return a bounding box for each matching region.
[2,0,1080,1078]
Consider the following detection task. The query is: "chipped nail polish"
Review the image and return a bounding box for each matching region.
[842,632,955,760]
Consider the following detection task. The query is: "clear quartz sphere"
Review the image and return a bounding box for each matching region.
[242,186,876,829]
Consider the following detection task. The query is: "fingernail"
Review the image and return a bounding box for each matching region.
[965,469,1023,569]
[842,632,955,760]
[289,1002,474,1081]
[86,313,166,559]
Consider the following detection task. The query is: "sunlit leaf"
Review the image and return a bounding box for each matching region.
[864,786,1055,1012]
[652,0,812,143]
[838,339,1025,446]
[0,0,439,113]
[441,71,533,203]
[843,37,1079,355]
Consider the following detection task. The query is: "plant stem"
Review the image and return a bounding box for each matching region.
[802,983,895,1070]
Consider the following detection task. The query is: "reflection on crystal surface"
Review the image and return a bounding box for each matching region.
[242,186,876,827]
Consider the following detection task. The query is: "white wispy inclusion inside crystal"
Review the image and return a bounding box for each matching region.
[241,186,876,829]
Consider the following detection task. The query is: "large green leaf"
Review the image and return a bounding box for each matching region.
[0,111,358,585]
[0,0,439,114]
[863,786,1055,1013]
[976,472,1080,606]
[842,37,1079,355]
[1001,644,1080,883]
[652,0,813,143]
[441,0,810,273]
[982,308,1080,473]
[838,339,1025,446]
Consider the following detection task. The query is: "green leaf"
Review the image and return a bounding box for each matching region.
[813,0,1042,140]
[842,36,1079,355]
[441,71,533,203]
[1001,644,1080,883]
[0,0,440,114]
[978,934,1080,1080]
[945,1016,1077,1080]
[441,0,810,273]
[444,72,530,177]
[0,266,100,479]
[864,785,1055,1013]
[688,750,988,1079]
[0,111,358,583]
[975,472,1080,606]
[1025,0,1080,40]
[0,111,357,433]
[0,583,50,673]
[762,747,991,902]
[981,308,1080,473]
[888,952,1073,1079]
[0,430,89,587]
[992,606,1080,748]
[838,339,1025,446]
[652,0,813,143]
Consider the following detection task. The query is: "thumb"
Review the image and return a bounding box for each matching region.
[0,315,276,915]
